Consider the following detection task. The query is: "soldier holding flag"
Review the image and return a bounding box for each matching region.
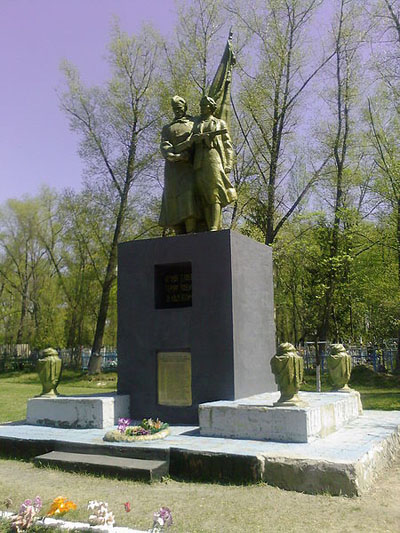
[159,31,237,233]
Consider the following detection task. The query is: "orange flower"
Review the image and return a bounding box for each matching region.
[46,496,77,516]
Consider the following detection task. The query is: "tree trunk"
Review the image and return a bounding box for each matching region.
[264,99,281,246]
[66,306,79,349]
[87,121,137,374]
[315,338,322,392]
[88,154,135,373]
[88,203,124,374]
[291,288,298,345]
[16,279,28,345]
[396,198,400,371]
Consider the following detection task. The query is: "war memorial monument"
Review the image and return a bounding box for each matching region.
[1,34,400,498]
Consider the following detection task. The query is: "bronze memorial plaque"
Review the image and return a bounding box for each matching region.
[157,351,192,406]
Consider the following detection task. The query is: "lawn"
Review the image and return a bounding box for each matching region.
[301,364,400,410]
[0,369,117,423]
[0,456,400,532]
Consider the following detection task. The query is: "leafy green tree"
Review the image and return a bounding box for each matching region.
[363,0,400,367]
[0,195,64,349]
[367,103,400,367]
[38,188,106,355]
[60,25,163,372]
[311,0,368,349]
[164,0,227,101]
[227,0,334,244]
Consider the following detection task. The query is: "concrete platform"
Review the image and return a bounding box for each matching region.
[26,393,130,429]
[199,391,362,442]
[1,410,400,496]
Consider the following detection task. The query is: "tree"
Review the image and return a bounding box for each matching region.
[37,188,107,358]
[162,0,227,104]
[0,195,63,349]
[368,101,400,368]
[362,0,400,368]
[307,0,371,353]
[227,0,334,244]
[61,25,162,373]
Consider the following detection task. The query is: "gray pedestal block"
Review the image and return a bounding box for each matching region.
[199,391,363,442]
[117,230,276,424]
[26,394,130,429]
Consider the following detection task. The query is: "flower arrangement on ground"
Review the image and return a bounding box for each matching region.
[6,495,78,532]
[1,495,172,533]
[10,497,42,532]
[149,506,173,532]
[104,417,170,442]
[46,496,77,516]
[87,500,115,527]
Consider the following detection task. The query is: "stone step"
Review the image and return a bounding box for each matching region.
[55,440,170,462]
[0,434,169,463]
[33,451,168,481]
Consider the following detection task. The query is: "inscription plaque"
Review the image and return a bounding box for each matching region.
[155,262,192,308]
[157,351,192,406]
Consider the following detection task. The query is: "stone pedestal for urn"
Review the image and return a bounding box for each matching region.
[26,393,130,429]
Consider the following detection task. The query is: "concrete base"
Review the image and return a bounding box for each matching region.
[118,230,276,424]
[2,409,400,496]
[26,393,130,429]
[199,391,362,443]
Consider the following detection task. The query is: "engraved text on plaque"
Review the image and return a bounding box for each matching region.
[157,351,192,406]
[154,262,192,309]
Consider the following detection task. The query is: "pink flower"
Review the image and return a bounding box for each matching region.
[117,417,132,433]
[33,496,42,512]
[11,497,42,532]
[153,506,173,528]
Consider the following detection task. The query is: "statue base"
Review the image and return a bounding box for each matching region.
[117,230,276,424]
[273,394,309,408]
[331,384,353,393]
[199,390,363,443]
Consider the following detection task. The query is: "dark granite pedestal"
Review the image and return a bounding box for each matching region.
[117,230,276,424]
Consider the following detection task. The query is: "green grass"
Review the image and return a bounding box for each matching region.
[301,364,400,410]
[0,370,117,423]
[1,364,399,423]
[1,457,400,532]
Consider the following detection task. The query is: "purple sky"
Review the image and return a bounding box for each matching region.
[0,1,349,207]
[0,0,177,205]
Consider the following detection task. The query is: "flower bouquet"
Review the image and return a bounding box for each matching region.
[10,497,42,532]
[46,496,77,517]
[104,417,170,442]
[3,496,77,532]
[150,506,173,532]
[87,500,115,527]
